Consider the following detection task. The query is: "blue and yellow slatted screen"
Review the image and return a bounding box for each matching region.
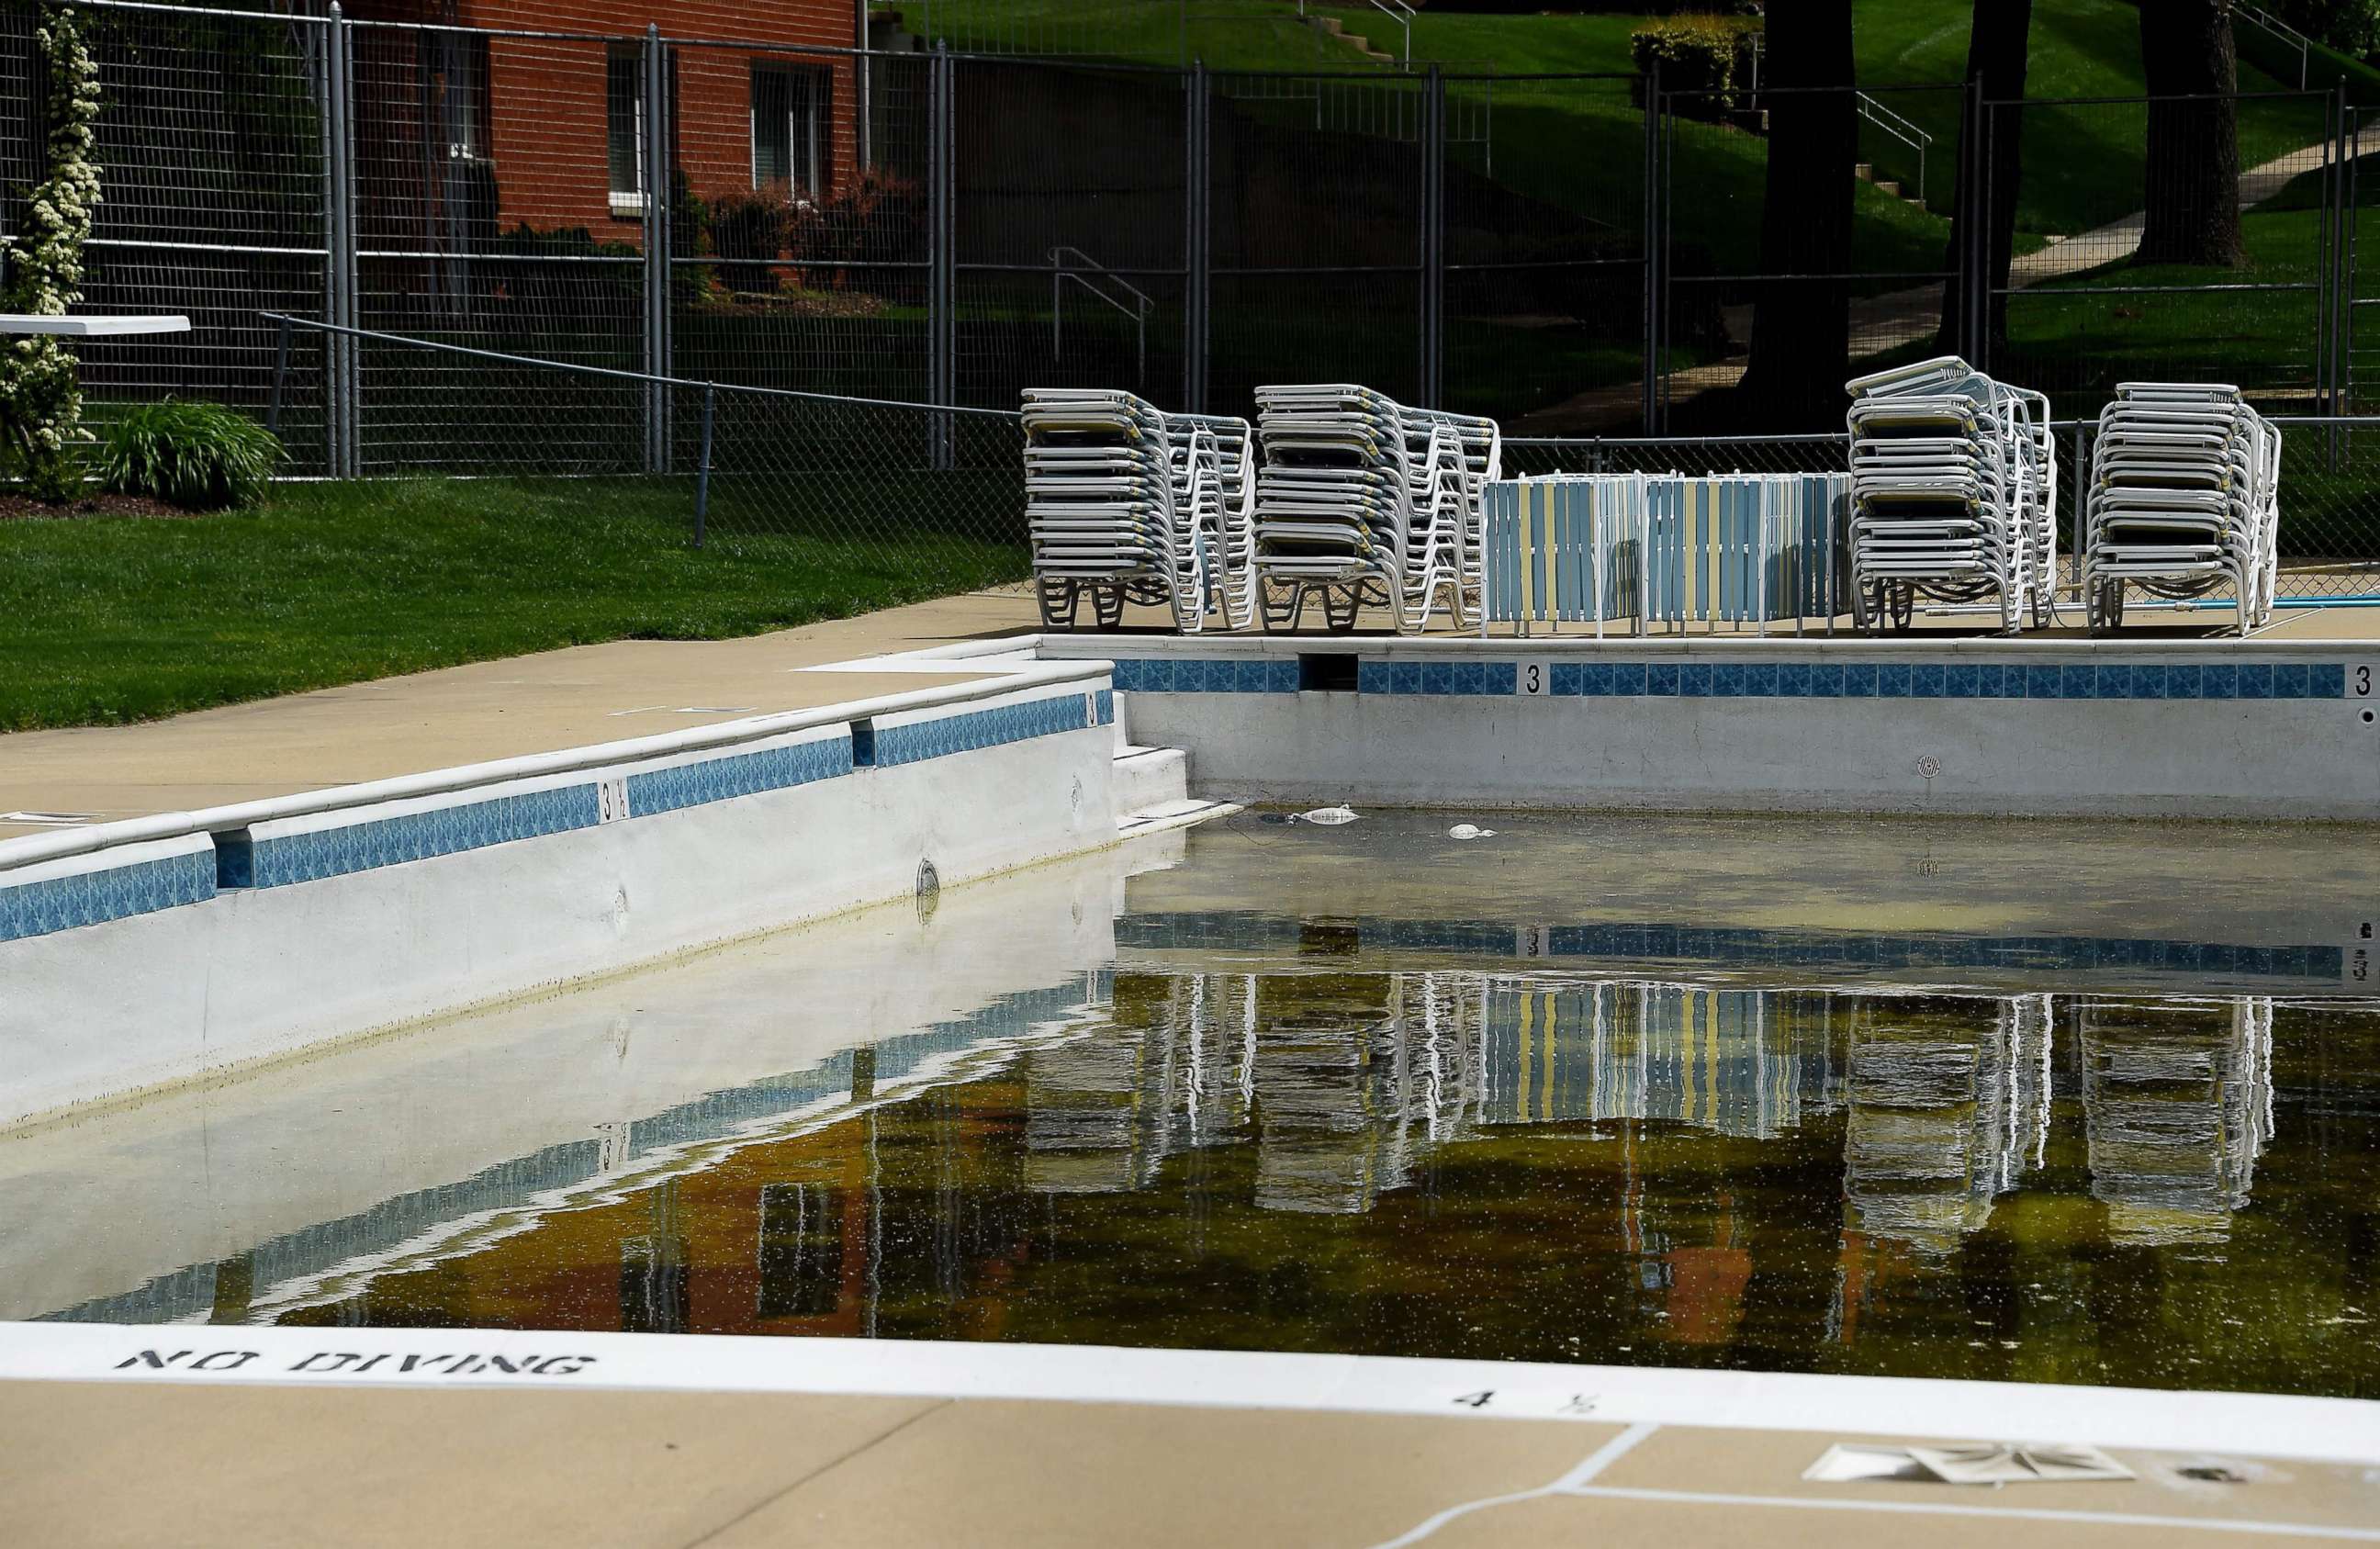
[1480,475,1645,624]
[1482,985,1802,1139]
[1485,473,1847,627]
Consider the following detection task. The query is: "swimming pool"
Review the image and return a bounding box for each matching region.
[9,810,2373,1405]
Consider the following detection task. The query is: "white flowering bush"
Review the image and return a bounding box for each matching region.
[0,6,103,502]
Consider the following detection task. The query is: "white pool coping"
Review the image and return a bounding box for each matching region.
[2,1321,2373,1466]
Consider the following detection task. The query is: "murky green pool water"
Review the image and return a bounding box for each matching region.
[12,812,2378,1398]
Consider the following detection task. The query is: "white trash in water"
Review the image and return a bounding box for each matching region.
[1294,805,1361,826]
[1447,823,1498,841]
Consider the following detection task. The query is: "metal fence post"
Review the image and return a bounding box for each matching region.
[2070,420,2087,586]
[694,383,714,549]
[1184,60,1210,415]
[929,42,955,470]
[1962,77,1988,371]
[643,23,672,476]
[322,3,358,478]
[1419,63,1445,410]
[2329,84,2351,423]
[341,12,360,476]
[268,312,291,439]
[319,6,341,477]
[1640,57,1659,433]
[2348,105,2363,417]
[854,0,872,171]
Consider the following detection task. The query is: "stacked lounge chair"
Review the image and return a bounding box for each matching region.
[1844,356,2056,635]
[1251,384,1501,634]
[2081,382,2279,635]
[1173,410,1260,630]
[1021,388,1256,632]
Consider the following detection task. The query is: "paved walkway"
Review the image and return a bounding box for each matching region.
[0,589,1041,845]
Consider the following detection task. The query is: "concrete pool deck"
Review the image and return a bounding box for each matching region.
[5,583,2377,843]
[8,596,2380,1544]
[6,1364,2376,1547]
[0,589,1041,844]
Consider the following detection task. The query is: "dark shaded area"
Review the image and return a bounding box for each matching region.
[2139,0,2246,267]
[1937,0,2033,354]
[1741,0,1857,428]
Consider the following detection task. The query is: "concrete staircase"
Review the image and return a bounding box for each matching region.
[1855,162,1929,212]
[1111,715,1237,837]
[1308,13,1397,65]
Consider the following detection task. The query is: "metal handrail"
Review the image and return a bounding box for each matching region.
[1855,90,1933,205]
[1050,245,1153,386]
[2235,3,2313,89]
[1739,39,1932,204]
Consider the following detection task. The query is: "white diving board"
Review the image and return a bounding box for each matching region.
[0,314,190,336]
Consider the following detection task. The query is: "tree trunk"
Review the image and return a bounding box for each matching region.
[1937,0,2033,358]
[2138,0,2245,267]
[1741,0,1857,430]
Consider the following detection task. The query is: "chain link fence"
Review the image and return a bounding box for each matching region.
[266,314,1025,587]
[4,0,2376,601]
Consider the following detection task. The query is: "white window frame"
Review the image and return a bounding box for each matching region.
[751,63,829,207]
[607,47,646,218]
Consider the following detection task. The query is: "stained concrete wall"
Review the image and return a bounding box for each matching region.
[1039,637,2380,820]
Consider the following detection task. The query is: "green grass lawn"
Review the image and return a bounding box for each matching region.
[1997,156,2333,402]
[0,477,1026,732]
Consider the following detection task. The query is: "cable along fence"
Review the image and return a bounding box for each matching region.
[2,0,2376,598]
[262,314,1025,590]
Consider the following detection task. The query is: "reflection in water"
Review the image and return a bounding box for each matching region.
[24,962,2377,1397]
[1017,975,2278,1254]
[2082,999,2273,1247]
[1843,995,2053,1252]
[18,809,2380,1403]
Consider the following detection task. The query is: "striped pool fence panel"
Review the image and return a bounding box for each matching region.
[1484,473,1849,633]
[1480,474,1647,631]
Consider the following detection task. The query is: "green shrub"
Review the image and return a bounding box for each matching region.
[95,399,283,511]
[1630,17,1760,122]
[706,189,793,295]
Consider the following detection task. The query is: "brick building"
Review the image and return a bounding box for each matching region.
[342,0,870,247]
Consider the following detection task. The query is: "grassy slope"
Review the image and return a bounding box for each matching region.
[904,1,2335,252]
[1381,0,2329,235]
[0,478,1023,731]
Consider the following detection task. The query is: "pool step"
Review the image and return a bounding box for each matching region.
[1113,744,1190,818]
[1117,795,1241,838]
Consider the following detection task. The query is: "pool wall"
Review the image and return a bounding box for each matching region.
[0,836,1165,1325]
[1042,636,2380,820]
[0,667,1122,1128]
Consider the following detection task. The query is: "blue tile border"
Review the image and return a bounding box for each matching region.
[1116,909,2343,982]
[1108,657,2349,702]
[875,690,1113,768]
[0,847,217,945]
[627,735,852,819]
[240,785,603,888]
[5,685,1119,937]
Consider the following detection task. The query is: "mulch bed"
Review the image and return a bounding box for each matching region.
[0,490,200,520]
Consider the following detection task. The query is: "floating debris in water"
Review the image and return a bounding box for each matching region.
[1293,805,1361,826]
[1447,823,1497,841]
